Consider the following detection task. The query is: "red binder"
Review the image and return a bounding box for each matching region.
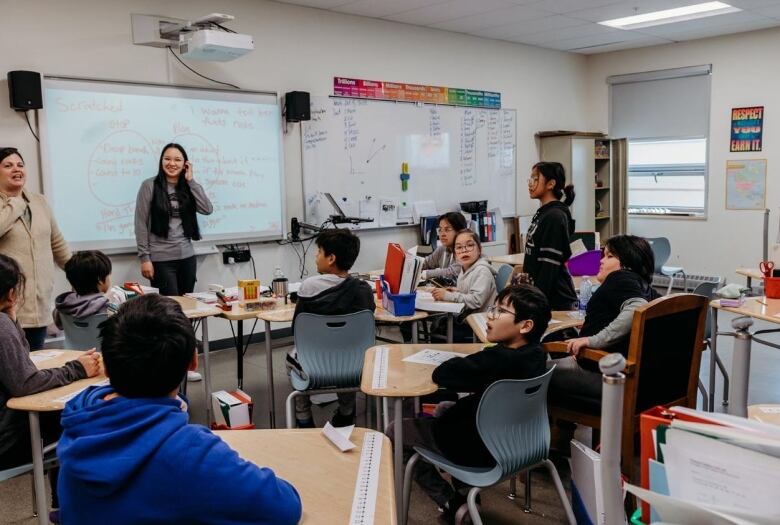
[383,243,405,294]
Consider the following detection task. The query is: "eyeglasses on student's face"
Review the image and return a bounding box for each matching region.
[436,227,455,234]
[454,242,478,253]
[487,305,514,320]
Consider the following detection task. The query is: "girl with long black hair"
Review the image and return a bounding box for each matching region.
[134,143,213,296]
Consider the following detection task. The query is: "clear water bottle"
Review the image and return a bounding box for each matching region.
[271,266,289,299]
[578,276,593,317]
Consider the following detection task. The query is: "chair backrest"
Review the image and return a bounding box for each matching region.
[60,312,108,351]
[692,281,719,340]
[476,367,555,478]
[293,311,376,389]
[646,237,671,273]
[626,294,708,415]
[495,264,513,292]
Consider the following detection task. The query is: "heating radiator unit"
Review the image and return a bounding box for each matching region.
[652,273,724,292]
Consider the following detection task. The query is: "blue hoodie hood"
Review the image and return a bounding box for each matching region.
[58,385,187,497]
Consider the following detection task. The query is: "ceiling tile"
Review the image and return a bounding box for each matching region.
[754,4,780,17]
[332,0,445,18]
[726,0,780,9]
[430,4,552,32]
[639,16,780,39]
[566,0,715,23]
[542,29,650,50]
[472,15,588,39]
[573,36,673,53]
[633,10,770,37]
[526,0,625,15]
[273,0,354,9]
[384,0,520,26]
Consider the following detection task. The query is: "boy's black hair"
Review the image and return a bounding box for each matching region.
[437,211,467,231]
[604,235,656,285]
[316,228,360,271]
[64,250,112,295]
[99,294,196,398]
[495,283,552,343]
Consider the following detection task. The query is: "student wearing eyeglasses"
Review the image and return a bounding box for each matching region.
[431,230,497,341]
[421,212,468,283]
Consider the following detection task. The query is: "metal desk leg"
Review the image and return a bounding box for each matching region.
[264,320,276,428]
[29,412,47,525]
[394,397,404,524]
[708,306,718,412]
[728,317,754,417]
[202,318,212,425]
[411,320,418,344]
[237,319,244,390]
[447,314,454,344]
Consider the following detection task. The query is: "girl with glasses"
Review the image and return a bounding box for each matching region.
[421,211,468,284]
[524,161,578,310]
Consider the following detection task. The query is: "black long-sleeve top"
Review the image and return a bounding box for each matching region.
[431,342,547,467]
[524,201,578,310]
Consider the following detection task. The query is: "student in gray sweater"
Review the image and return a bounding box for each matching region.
[0,254,101,515]
[134,143,213,296]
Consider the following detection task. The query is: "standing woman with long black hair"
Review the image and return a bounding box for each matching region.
[523,161,578,310]
[134,143,213,296]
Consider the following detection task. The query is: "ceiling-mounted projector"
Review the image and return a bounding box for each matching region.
[179,29,254,61]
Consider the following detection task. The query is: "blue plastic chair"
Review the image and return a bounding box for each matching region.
[647,237,687,294]
[494,263,513,292]
[402,367,575,525]
[285,311,376,428]
[60,312,107,351]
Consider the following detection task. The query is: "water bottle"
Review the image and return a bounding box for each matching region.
[271,266,289,301]
[578,276,593,318]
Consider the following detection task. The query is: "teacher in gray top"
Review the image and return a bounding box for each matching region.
[134,143,213,297]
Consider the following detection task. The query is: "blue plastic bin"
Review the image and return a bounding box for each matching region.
[380,279,417,316]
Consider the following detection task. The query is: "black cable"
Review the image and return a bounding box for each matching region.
[214,23,237,33]
[167,47,240,89]
[23,112,39,142]
[249,255,257,279]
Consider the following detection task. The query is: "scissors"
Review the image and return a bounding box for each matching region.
[760,260,775,278]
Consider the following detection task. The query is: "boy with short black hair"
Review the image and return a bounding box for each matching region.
[287,228,375,428]
[390,284,550,521]
[53,250,112,329]
[57,294,302,525]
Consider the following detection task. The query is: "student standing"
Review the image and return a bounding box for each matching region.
[134,143,213,296]
[523,161,578,310]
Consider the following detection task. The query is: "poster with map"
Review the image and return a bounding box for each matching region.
[726,159,766,210]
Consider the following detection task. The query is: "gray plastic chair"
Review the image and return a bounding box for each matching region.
[647,237,687,294]
[495,263,514,292]
[402,367,576,525]
[285,311,376,428]
[60,312,107,351]
[692,281,730,410]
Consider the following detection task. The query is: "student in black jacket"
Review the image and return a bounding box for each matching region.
[524,161,578,310]
[388,284,549,521]
[286,228,375,428]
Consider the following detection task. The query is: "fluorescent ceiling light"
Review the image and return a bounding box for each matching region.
[599,2,741,30]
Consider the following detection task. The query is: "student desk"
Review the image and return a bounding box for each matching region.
[736,267,764,288]
[360,343,483,519]
[466,310,582,343]
[255,300,429,429]
[710,297,780,417]
[488,253,524,267]
[215,428,396,524]
[172,296,224,424]
[7,350,108,525]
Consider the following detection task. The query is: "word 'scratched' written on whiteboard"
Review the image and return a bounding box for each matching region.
[41,77,285,252]
[302,96,516,229]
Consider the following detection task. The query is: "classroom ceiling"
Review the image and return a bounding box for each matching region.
[273,0,780,53]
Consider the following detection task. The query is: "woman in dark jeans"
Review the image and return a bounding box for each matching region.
[134,143,213,296]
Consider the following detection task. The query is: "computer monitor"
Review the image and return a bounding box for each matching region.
[324,193,347,217]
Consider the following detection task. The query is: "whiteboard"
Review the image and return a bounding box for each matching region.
[40,77,285,252]
[302,96,516,229]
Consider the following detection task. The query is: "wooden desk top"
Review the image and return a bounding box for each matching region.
[489,253,524,267]
[748,404,780,426]
[253,297,430,324]
[216,428,396,525]
[710,297,780,325]
[171,296,224,319]
[361,344,483,397]
[7,350,108,412]
[466,310,582,344]
[736,267,765,281]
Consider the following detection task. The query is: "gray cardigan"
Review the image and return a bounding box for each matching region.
[0,313,85,457]
[422,245,462,280]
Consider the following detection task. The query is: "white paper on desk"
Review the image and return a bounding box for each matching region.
[403,349,467,366]
[415,292,465,314]
[625,483,769,525]
[30,351,63,364]
[322,422,356,452]
[54,379,110,404]
[185,292,218,303]
[671,420,780,458]
[662,428,780,519]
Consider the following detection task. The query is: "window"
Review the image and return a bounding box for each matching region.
[628,138,707,217]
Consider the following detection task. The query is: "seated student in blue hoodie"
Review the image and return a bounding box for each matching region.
[52,250,112,329]
[57,294,302,525]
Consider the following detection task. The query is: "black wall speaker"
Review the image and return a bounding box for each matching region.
[7,71,42,111]
[285,91,310,122]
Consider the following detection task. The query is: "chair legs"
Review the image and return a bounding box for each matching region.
[402,453,420,523]
[716,353,730,406]
[698,380,710,411]
[508,475,516,499]
[285,391,301,429]
[464,487,483,525]
[523,470,531,512]
[542,459,577,525]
